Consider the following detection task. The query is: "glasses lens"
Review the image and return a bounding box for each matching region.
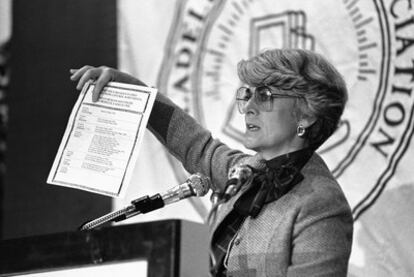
[255,86,273,111]
[236,87,252,113]
[237,87,252,100]
[236,86,275,113]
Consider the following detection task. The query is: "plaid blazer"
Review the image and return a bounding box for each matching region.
[148,93,353,277]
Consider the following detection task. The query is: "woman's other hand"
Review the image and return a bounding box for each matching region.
[69,66,146,102]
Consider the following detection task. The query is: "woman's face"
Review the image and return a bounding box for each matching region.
[242,91,305,159]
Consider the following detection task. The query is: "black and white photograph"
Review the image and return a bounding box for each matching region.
[0,0,413,276]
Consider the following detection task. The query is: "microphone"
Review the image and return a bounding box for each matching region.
[222,157,266,201]
[222,164,252,201]
[79,173,211,230]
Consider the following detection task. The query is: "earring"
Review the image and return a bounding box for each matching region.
[297,124,306,137]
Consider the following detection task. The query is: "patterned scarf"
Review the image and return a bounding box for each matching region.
[233,164,304,218]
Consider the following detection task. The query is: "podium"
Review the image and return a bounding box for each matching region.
[0,220,209,277]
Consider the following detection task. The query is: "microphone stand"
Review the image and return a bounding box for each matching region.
[79,172,210,231]
[78,195,164,231]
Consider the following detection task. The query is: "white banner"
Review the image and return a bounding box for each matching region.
[117,0,414,276]
[0,0,11,44]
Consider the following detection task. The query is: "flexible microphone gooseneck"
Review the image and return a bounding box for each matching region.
[79,173,211,230]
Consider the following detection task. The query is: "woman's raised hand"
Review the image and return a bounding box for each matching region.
[70,66,146,102]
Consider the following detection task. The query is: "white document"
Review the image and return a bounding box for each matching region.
[47,81,157,197]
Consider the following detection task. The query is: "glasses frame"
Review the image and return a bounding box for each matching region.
[236,86,302,114]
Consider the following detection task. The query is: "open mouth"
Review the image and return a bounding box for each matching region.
[246,124,260,131]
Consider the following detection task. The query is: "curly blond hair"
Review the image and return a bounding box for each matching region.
[237,48,348,149]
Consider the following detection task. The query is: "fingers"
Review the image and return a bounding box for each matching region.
[77,67,102,91]
[92,69,114,102]
[69,65,92,83]
[69,66,115,102]
[69,65,94,90]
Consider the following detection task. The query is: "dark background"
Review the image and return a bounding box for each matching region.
[1,0,116,239]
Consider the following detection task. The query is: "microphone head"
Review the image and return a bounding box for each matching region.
[228,164,252,181]
[243,155,266,171]
[187,173,211,196]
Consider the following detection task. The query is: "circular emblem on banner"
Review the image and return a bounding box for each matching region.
[158,0,414,219]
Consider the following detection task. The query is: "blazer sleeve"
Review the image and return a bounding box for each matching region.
[287,179,354,277]
[147,92,249,191]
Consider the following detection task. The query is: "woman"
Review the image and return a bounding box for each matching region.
[71,48,353,276]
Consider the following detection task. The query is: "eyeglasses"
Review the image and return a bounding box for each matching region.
[236,86,302,114]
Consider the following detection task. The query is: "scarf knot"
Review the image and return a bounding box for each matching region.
[234,165,303,218]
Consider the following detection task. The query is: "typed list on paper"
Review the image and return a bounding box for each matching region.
[47,82,157,197]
